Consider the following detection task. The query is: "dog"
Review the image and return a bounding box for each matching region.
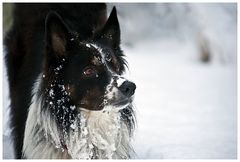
[4,3,136,159]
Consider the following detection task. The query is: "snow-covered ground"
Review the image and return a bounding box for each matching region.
[126,40,237,159]
[2,3,237,159]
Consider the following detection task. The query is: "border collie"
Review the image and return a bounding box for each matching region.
[4,3,136,159]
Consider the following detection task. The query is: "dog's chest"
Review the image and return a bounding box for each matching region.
[67,109,127,159]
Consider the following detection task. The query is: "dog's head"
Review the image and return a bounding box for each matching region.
[42,7,136,111]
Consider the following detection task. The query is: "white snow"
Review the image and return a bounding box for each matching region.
[70,105,76,110]
[70,123,76,130]
[125,39,237,159]
[2,3,237,159]
[86,43,91,48]
[49,89,54,97]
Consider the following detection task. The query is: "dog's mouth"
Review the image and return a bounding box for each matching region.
[112,98,133,107]
[103,96,134,110]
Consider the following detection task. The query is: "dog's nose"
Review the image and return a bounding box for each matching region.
[119,81,136,97]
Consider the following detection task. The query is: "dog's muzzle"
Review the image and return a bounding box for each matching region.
[104,76,136,108]
[112,80,136,107]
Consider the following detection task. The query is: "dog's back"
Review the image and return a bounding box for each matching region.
[4,4,107,158]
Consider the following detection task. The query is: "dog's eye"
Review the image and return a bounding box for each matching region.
[106,53,112,62]
[83,66,97,77]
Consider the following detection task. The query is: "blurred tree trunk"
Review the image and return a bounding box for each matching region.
[197,33,211,63]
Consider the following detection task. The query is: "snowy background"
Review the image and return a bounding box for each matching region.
[3,3,237,159]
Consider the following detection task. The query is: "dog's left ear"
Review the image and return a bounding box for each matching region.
[97,6,120,47]
[45,11,70,58]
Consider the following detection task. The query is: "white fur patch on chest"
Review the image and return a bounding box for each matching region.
[66,107,130,159]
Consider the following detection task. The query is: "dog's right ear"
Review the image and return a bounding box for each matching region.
[95,7,121,48]
[45,11,70,58]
